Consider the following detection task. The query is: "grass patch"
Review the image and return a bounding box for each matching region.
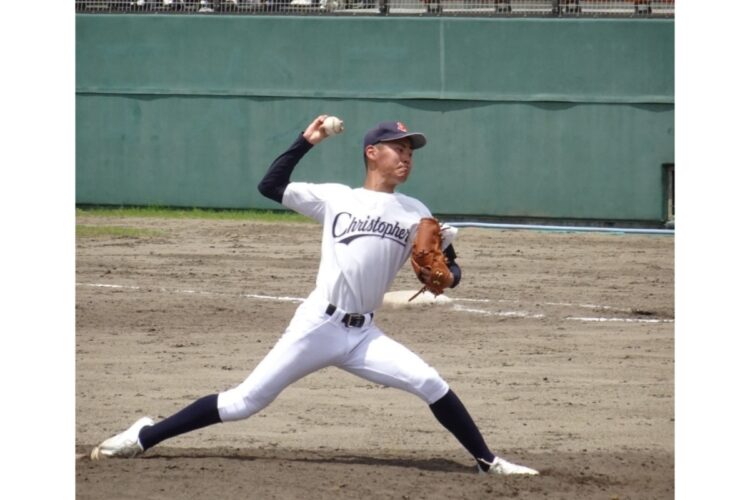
[76,206,311,223]
[76,225,166,239]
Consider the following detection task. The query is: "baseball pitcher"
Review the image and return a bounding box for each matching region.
[90,116,539,476]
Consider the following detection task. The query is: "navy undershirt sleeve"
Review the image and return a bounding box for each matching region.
[444,244,462,288]
[258,133,314,204]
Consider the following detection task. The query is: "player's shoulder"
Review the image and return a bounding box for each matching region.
[393,192,432,217]
[317,182,353,194]
[288,181,352,196]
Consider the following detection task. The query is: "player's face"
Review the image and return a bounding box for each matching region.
[374,139,414,187]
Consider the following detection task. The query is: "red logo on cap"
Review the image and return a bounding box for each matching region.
[396,122,408,132]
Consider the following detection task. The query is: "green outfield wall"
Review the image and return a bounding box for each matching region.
[76,14,674,224]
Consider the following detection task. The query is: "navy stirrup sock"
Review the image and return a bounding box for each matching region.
[429,389,495,470]
[138,394,222,451]
[137,390,494,466]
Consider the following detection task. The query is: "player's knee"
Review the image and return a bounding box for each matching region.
[217,387,276,421]
[417,370,450,405]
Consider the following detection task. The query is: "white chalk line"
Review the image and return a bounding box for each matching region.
[449,297,672,322]
[76,283,672,324]
[544,301,632,313]
[451,303,545,319]
[450,297,492,303]
[243,293,304,303]
[77,283,305,302]
[566,316,674,324]
[453,297,631,313]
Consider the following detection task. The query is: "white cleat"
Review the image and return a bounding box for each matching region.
[90,417,155,460]
[478,456,539,476]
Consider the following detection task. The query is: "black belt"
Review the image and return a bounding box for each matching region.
[326,304,372,328]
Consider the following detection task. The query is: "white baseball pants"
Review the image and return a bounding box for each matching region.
[217,296,450,422]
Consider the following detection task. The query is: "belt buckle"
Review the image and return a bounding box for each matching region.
[344,313,365,328]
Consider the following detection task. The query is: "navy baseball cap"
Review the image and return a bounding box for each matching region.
[362,121,427,150]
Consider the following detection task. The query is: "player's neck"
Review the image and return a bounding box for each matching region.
[363,176,397,194]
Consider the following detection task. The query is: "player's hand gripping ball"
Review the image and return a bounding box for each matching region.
[409,218,453,300]
[322,116,344,136]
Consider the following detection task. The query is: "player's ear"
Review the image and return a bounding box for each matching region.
[364,145,378,168]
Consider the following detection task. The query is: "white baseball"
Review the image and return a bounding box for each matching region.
[322,116,344,136]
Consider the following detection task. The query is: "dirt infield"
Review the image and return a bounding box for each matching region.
[76,215,674,499]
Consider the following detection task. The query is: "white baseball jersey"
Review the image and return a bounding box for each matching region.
[282,182,457,313]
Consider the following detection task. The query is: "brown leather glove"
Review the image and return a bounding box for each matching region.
[409,218,453,301]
